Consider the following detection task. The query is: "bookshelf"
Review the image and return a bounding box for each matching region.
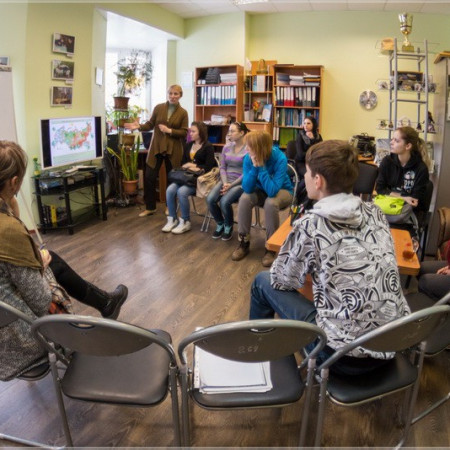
[195,64,243,150]
[272,65,323,148]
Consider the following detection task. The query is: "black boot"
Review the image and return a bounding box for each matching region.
[82,283,128,320]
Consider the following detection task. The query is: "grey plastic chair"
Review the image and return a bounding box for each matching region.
[0,300,52,448]
[31,314,181,447]
[253,162,299,228]
[178,319,327,447]
[405,291,450,425]
[313,304,450,448]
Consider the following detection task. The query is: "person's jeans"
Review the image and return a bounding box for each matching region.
[166,183,196,221]
[206,182,243,227]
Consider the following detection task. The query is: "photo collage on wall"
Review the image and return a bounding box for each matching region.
[51,32,75,107]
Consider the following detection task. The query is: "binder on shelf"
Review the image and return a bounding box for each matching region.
[255,75,266,92]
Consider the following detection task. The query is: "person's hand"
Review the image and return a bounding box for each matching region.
[123,120,139,131]
[158,124,171,134]
[221,183,231,194]
[437,265,450,275]
[250,154,263,167]
[403,196,418,207]
[40,249,52,269]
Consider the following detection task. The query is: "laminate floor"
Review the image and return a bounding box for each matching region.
[0,202,448,447]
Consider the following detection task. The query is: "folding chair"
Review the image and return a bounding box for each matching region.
[178,319,327,447]
[353,161,378,201]
[313,304,450,448]
[405,291,450,425]
[253,162,299,228]
[31,314,181,447]
[0,301,52,448]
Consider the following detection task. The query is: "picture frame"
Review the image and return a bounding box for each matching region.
[0,56,10,66]
[52,33,75,55]
[51,86,73,106]
[52,59,74,80]
[395,71,423,91]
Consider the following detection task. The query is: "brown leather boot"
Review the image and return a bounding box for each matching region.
[261,250,276,267]
[232,234,250,261]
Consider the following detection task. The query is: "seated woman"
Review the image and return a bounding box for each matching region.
[376,126,430,231]
[162,121,216,234]
[286,116,322,203]
[0,140,128,381]
[232,130,293,267]
[206,121,249,241]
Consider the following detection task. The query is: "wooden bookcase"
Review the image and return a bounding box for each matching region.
[195,64,243,150]
[272,65,323,148]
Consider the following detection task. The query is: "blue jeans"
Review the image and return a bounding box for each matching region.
[166,183,196,221]
[206,182,243,227]
[249,271,316,322]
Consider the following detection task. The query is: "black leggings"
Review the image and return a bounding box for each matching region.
[144,154,173,210]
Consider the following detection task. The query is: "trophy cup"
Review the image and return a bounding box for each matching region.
[399,13,414,52]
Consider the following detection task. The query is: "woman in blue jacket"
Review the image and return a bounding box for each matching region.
[232,131,293,267]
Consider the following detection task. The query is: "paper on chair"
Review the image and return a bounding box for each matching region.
[194,346,273,394]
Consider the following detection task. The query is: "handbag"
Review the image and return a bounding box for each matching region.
[374,194,414,224]
[196,168,220,199]
[168,168,202,187]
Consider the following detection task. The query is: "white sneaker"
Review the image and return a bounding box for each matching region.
[162,217,178,232]
[171,218,191,234]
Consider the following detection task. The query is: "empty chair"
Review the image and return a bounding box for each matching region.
[178,319,327,447]
[0,300,50,447]
[313,304,450,448]
[31,314,181,447]
[353,161,378,201]
[405,291,450,425]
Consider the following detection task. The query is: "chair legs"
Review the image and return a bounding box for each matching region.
[0,432,62,448]
[411,391,450,425]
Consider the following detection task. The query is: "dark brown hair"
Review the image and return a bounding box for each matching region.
[190,121,208,144]
[305,140,358,194]
[0,140,28,192]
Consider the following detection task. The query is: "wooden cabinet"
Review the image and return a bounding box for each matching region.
[195,65,243,150]
[272,65,323,148]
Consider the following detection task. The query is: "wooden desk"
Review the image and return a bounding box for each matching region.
[266,217,420,276]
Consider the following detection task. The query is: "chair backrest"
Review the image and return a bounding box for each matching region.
[317,305,450,370]
[425,292,450,355]
[287,163,299,205]
[178,319,326,365]
[0,300,33,327]
[31,314,177,361]
[353,162,378,197]
[437,206,450,260]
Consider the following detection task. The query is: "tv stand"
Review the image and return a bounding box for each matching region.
[33,168,107,235]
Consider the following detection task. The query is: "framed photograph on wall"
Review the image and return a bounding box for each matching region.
[51,86,73,106]
[0,56,10,66]
[52,33,75,55]
[52,60,74,80]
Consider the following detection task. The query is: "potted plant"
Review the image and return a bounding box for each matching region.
[113,50,153,111]
[106,136,140,195]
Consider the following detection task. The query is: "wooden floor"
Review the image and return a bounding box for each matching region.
[0,202,449,448]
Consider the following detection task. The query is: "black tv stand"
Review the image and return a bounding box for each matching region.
[33,168,107,235]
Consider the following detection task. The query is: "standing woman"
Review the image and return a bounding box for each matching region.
[207,121,249,241]
[376,126,430,218]
[125,84,188,217]
[232,131,293,267]
[162,121,216,234]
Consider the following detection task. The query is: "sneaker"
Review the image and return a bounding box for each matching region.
[221,225,233,241]
[138,209,156,217]
[212,224,224,239]
[171,218,191,234]
[162,217,178,232]
[261,250,276,267]
[231,235,250,261]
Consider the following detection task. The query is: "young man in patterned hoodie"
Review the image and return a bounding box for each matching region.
[249,140,410,375]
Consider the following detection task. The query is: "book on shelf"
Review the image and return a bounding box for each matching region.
[194,346,273,394]
[262,103,272,122]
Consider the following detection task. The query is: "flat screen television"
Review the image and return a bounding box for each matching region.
[40,115,103,169]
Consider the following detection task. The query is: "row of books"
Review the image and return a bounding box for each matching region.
[272,127,296,148]
[41,204,68,227]
[275,108,319,127]
[251,75,272,92]
[274,86,319,107]
[276,72,320,86]
[196,85,237,106]
[197,72,237,85]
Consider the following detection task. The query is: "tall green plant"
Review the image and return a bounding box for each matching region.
[106,136,140,181]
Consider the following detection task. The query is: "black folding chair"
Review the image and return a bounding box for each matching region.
[313,304,450,448]
[353,161,378,201]
[178,319,327,447]
[31,314,181,447]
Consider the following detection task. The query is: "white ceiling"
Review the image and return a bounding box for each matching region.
[152,0,450,19]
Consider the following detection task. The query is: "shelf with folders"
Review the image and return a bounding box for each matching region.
[272,64,323,149]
